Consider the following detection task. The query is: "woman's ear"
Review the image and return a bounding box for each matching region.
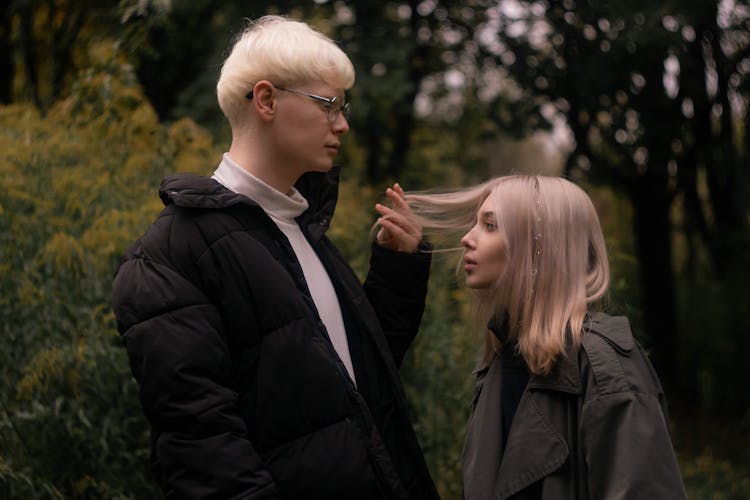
[251,80,276,122]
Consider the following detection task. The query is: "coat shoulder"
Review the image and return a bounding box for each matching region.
[583,312,634,353]
[581,312,664,396]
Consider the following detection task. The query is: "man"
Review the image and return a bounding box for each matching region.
[112,15,439,500]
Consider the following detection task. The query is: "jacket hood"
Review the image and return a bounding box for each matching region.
[159,173,245,208]
[158,167,341,240]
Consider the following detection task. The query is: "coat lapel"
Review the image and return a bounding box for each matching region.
[494,341,582,499]
[495,393,569,499]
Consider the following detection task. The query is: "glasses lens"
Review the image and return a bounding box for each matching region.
[328,101,350,122]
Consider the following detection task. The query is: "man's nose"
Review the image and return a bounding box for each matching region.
[333,114,349,134]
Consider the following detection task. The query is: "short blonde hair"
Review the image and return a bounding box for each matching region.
[216,15,355,129]
[406,176,610,374]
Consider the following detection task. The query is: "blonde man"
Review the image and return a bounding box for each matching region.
[113,16,438,499]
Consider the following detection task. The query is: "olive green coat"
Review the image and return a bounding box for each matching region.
[463,312,687,500]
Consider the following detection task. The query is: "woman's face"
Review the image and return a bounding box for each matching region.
[460,196,507,289]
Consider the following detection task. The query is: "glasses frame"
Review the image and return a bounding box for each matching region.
[245,85,351,123]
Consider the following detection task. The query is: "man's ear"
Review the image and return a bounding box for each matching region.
[251,80,276,122]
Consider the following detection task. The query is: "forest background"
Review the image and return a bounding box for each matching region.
[1,0,748,498]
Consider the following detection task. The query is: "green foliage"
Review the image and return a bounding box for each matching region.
[401,266,475,500]
[0,47,220,497]
[484,0,750,406]
[1,2,748,498]
[674,414,750,500]
[680,451,750,500]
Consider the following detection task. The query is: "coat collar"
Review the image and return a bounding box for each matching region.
[293,168,340,242]
[524,312,634,395]
[492,311,634,499]
[585,311,634,353]
[158,167,341,242]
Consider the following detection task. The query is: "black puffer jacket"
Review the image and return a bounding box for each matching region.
[112,169,439,500]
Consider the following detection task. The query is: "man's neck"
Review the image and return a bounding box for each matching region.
[227,140,298,194]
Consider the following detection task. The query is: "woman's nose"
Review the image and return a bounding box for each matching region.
[460,229,474,249]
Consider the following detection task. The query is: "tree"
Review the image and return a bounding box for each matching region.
[446,0,750,404]
[0,0,171,109]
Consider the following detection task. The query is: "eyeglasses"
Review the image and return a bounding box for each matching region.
[245,85,351,123]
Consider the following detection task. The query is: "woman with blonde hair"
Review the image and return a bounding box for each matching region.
[397,175,686,499]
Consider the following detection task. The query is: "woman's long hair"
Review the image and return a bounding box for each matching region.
[406,176,610,374]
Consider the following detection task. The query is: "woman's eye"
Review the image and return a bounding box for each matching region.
[484,222,496,231]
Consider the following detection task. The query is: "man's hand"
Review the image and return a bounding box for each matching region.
[375,183,423,253]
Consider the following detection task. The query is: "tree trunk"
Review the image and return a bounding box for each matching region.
[18,5,40,108]
[366,122,383,183]
[704,29,743,276]
[386,0,426,179]
[51,7,84,104]
[629,176,679,395]
[388,101,416,180]
[0,4,11,104]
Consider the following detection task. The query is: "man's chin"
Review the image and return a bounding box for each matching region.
[313,162,335,173]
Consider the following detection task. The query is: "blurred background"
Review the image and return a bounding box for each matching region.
[1,1,748,498]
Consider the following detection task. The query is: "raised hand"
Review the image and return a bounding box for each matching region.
[375,183,423,253]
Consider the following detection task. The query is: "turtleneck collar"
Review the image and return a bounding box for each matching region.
[212,153,309,222]
[487,312,528,370]
[487,311,512,345]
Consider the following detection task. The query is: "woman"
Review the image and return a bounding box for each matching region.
[400,176,687,499]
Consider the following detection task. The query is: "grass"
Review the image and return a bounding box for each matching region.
[673,412,750,499]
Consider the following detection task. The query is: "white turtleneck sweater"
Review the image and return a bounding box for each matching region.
[212,154,356,384]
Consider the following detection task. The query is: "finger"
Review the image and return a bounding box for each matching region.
[378,215,422,253]
[377,202,412,221]
[375,202,391,216]
[375,225,389,242]
[378,218,419,251]
[393,183,405,197]
[386,187,411,212]
[378,217,414,241]
[375,219,394,243]
[376,204,419,236]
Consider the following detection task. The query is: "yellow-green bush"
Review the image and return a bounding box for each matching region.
[0,62,220,496]
[2,48,739,500]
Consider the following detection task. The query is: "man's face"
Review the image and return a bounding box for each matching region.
[271,82,350,177]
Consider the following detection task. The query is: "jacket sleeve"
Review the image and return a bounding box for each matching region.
[113,255,280,500]
[362,241,432,366]
[579,343,687,499]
